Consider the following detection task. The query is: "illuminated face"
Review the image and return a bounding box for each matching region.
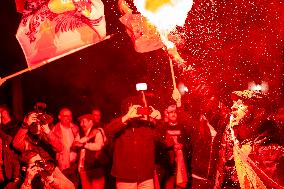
[231,99,248,126]
[166,105,177,124]
[167,110,177,124]
[59,109,72,126]
[0,109,10,123]
[28,154,42,170]
[80,118,93,133]
[92,110,101,123]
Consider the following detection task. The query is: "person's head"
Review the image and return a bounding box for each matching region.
[21,150,42,166]
[165,105,178,124]
[121,96,145,114]
[230,99,249,126]
[78,114,95,133]
[230,90,268,141]
[21,150,55,180]
[91,108,101,123]
[0,105,11,123]
[58,108,72,127]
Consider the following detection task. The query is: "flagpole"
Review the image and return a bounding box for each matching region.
[0,61,49,86]
[0,35,112,86]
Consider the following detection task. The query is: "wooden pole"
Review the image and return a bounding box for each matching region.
[0,35,112,86]
[0,60,50,86]
[141,91,148,107]
[169,57,177,89]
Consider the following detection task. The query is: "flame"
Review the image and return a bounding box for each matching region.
[134,0,193,48]
[145,0,172,13]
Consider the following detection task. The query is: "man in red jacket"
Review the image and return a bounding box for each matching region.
[104,96,162,189]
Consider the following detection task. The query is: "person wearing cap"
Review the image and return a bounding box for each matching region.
[72,113,107,189]
[103,95,164,189]
[215,90,284,189]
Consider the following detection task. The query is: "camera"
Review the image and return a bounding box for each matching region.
[33,159,55,177]
[137,107,152,115]
[28,102,53,135]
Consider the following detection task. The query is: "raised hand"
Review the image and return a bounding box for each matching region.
[40,123,51,134]
[149,106,161,120]
[122,105,142,123]
[79,136,89,144]
[25,113,38,126]
[26,164,41,181]
[172,88,181,107]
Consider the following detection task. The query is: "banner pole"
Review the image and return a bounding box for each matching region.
[0,35,112,86]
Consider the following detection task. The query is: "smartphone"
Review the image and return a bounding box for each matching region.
[136,83,147,91]
[137,107,152,115]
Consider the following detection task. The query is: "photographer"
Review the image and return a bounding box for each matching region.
[13,109,62,161]
[19,150,75,189]
[103,95,165,189]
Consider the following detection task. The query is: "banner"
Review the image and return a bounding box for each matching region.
[16,0,106,67]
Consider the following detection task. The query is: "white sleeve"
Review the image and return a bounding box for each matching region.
[84,131,104,151]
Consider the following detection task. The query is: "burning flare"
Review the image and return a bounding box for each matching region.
[134,0,193,48]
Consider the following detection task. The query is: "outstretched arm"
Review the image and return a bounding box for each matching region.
[104,105,142,139]
[40,124,63,153]
[84,130,104,151]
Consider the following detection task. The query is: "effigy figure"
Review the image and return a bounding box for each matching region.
[215,90,284,189]
[118,0,186,64]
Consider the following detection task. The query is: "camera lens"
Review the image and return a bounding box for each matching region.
[29,123,39,134]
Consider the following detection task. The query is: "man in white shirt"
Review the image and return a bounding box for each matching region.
[51,108,79,187]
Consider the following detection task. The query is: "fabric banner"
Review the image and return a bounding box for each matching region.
[119,13,163,53]
[16,0,106,67]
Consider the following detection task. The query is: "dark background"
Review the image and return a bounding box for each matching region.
[0,0,283,122]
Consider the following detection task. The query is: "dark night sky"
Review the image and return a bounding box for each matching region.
[0,0,283,122]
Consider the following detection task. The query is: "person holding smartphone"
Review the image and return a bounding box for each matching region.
[103,92,164,189]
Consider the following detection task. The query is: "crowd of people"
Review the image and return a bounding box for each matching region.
[0,89,283,189]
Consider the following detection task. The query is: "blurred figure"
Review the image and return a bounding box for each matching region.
[51,108,79,188]
[0,127,20,188]
[273,107,284,145]
[274,107,284,125]
[0,105,20,137]
[104,96,163,189]
[189,96,229,189]
[91,108,102,125]
[19,150,75,189]
[73,114,107,189]
[91,107,114,189]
